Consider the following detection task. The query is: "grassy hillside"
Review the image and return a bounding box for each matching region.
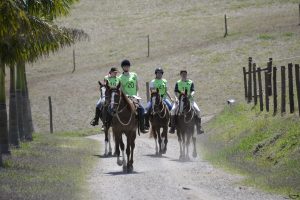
[10,0,298,132]
[200,104,300,199]
[0,131,99,200]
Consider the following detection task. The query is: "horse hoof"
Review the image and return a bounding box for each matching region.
[192,152,197,158]
[185,156,190,161]
[179,155,184,161]
[113,152,117,157]
[108,152,112,157]
[127,165,134,173]
[123,165,127,172]
[162,148,167,154]
[117,160,123,166]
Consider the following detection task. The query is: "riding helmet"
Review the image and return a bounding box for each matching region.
[155,67,164,74]
[121,59,131,67]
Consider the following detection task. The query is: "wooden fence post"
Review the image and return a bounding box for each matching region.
[267,58,273,96]
[147,35,150,57]
[247,57,252,103]
[72,49,76,73]
[295,64,300,116]
[299,3,300,25]
[258,68,263,111]
[265,71,269,112]
[48,96,53,133]
[281,66,286,114]
[243,67,248,100]
[253,63,257,105]
[146,82,150,102]
[273,66,277,115]
[224,14,228,37]
[288,63,295,113]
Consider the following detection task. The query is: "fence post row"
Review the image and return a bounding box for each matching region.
[253,63,257,105]
[257,67,263,111]
[295,64,300,116]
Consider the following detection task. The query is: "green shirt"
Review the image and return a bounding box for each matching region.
[104,75,120,88]
[150,78,168,98]
[118,72,138,96]
[175,79,194,97]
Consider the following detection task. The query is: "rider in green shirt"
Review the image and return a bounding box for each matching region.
[169,70,203,134]
[90,67,119,126]
[118,59,148,133]
[144,67,173,129]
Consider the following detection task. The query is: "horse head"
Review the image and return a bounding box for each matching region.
[151,88,162,112]
[106,83,121,115]
[178,89,191,115]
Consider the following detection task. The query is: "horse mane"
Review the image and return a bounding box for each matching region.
[121,91,136,113]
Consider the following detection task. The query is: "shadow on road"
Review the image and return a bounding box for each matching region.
[104,171,141,176]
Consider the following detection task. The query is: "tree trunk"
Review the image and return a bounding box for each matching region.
[0,64,10,154]
[16,62,24,141]
[9,64,20,147]
[22,63,33,140]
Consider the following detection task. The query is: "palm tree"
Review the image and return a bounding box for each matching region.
[0,0,88,153]
[0,64,10,154]
[9,64,19,146]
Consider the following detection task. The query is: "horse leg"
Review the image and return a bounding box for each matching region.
[177,129,183,160]
[185,131,192,161]
[153,127,159,155]
[124,134,131,172]
[115,133,122,166]
[108,129,112,156]
[182,131,186,161]
[157,128,163,156]
[104,128,109,156]
[128,131,136,173]
[162,126,168,154]
[120,135,126,169]
[192,126,197,158]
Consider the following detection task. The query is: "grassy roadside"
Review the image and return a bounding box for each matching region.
[0,130,99,200]
[200,104,300,199]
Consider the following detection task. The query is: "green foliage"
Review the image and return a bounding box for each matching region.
[203,104,300,198]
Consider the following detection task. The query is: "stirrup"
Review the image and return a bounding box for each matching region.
[90,119,99,126]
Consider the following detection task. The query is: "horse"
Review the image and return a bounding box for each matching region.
[107,83,138,173]
[149,89,170,156]
[98,81,114,157]
[176,90,197,161]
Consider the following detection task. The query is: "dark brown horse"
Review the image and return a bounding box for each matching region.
[176,91,197,161]
[149,89,170,156]
[107,84,138,172]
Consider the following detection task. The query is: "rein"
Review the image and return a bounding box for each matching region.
[152,95,167,119]
[113,92,134,126]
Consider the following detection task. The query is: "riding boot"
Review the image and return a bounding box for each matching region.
[90,107,101,126]
[169,115,176,134]
[139,108,149,134]
[195,116,204,135]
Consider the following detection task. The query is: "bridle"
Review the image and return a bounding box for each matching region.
[151,92,167,119]
[178,94,194,124]
[110,88,134,126]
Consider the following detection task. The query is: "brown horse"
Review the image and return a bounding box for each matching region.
[107,84,138,173]
[149,89,170,156]
[176,91,197,161]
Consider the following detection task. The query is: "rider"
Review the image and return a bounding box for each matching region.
[90,67,120,127]
[144,67,173,129]
[169,70,202,134]
[118,59,149,133]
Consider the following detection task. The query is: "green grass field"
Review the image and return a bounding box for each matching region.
[0,131,99,200]
[201,104,300,199]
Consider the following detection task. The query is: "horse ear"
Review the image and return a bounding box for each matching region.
[185,89,187,95]
[98,81,103,86]
[156,88,159,93]
[117,82,121,89]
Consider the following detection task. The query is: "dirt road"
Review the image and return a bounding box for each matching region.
[86,132,284,200]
